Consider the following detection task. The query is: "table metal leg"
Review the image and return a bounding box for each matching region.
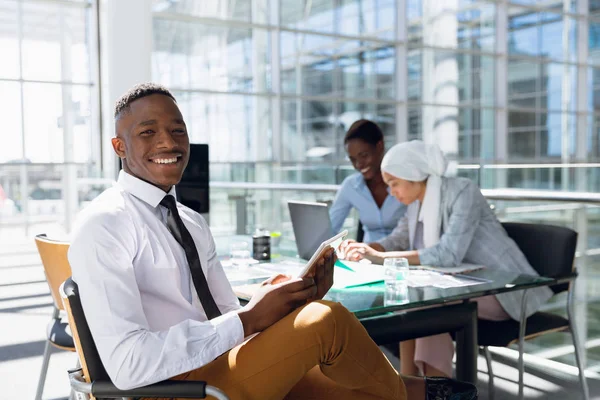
[359,301,478,384]
[455,301,478,383]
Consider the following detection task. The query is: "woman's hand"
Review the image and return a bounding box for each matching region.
[338,239,357,260]
[340,242,385,263]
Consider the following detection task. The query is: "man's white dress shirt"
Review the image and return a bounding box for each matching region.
[68,170,244,390]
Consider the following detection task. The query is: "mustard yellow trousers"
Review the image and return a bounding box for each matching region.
[150,300,407,400]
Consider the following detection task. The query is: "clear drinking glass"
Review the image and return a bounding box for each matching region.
[383,257,410,305]
[230,241,251,269]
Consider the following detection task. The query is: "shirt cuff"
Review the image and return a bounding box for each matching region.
[377,237,392,251]
[210,311,245,350]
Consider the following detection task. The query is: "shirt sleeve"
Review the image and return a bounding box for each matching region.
[329,178,353,234]
[418,181,481,268]
[69,210,244,390]
[377,213,410,251]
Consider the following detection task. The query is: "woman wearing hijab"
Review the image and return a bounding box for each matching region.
[329,120,406,242]
[340,140,552,378]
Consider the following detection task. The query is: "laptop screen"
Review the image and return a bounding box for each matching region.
[288,201,334,260]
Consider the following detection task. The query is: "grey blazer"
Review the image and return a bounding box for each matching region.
[378,177,552,321]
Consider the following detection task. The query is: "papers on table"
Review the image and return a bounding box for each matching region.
[332,261,386,289]
[227,260,489,300]
[413,263,486,275]
[405,270,489,289]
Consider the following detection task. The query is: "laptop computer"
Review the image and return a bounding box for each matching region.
[287,200,334,260]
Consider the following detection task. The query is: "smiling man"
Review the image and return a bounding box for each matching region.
[66,83,439,400]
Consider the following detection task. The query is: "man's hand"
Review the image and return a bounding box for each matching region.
[339,242,384,263]
[237,277,317,337]
[312,247,336,300]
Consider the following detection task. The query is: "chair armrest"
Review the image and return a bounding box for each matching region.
[554,271,578,286]
[69,369,229,399]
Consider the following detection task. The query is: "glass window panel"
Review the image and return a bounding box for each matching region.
[588,114,600,159]
[508,111,574,159]
[508,59,576,111]
[509,8,575,62]
[153,0,270,24]
[281,100,395,162]
[590,68,600,113]
[408,105,493,161]
[21,83,93,164]
[408,1,495,52]
[337,0,396,40]
[590,19,600,65]
[153,19,271,93]
[508,7,540,57]
[281,32,393,99]
[509,0,575,13]
[282,99,334,162]
[174,92,272,163]
[22,83,65,162]
[541,63,576,112]
[280,0,336,34]
[339,46,395,99]
[281,0,394,40]
[0,0,19,79]
[0,81,23,162]
[69,85,94,163]
[508,131,537,158]
[508,58,539,109]
[21,2,91,82]
[540,13,576,62]
[592,0,600,18]
[408,49,495,106]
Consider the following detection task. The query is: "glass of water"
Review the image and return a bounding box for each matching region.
[383,257,410,305]
[230,241,251,269]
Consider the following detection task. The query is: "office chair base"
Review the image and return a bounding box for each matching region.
[425,377,477,400]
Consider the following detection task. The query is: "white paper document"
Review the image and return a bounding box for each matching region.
[413,263,486,275]
[405,270,489,288]
[332,261,386,289]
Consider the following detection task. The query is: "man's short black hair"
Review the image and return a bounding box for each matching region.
[114,82,176,119]
[344,119,384,146]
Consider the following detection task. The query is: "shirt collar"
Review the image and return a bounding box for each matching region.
[117,170,177,208]
[351,173,367,189]
[351,173,391,194]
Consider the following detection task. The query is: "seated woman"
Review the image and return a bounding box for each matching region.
[329,119,406,242]
[340,140,553,378]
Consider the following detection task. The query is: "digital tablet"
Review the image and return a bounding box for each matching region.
[297,230,348,278]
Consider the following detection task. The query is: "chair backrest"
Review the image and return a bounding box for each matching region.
[356,221,365,243]
[502,222,577,294]
[61,277,111,388]
[35,234,72,311]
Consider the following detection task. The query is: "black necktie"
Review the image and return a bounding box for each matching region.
[160,195,221,319]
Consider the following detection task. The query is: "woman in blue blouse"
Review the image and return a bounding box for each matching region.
[329,120,406,242]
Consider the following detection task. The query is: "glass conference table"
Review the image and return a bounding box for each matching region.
[217,244,565,384]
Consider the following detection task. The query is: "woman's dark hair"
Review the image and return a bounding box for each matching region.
[343,119,384,146]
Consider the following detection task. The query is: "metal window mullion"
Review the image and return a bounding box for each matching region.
[17,0,30,235]
[494,0,508,188]
[396,0,408,145]
[153,11,396,45]
[0,77,94,86]
[89,0,103,179]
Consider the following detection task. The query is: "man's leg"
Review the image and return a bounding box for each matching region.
[154,301,407,400]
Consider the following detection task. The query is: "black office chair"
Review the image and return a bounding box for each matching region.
[60,278,229,400]
[478,222,588,400]
[357,221,365,243]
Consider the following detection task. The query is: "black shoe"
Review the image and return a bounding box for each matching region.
[425,377,478,400]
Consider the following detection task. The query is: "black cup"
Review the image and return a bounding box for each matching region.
[252,235,271,261]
